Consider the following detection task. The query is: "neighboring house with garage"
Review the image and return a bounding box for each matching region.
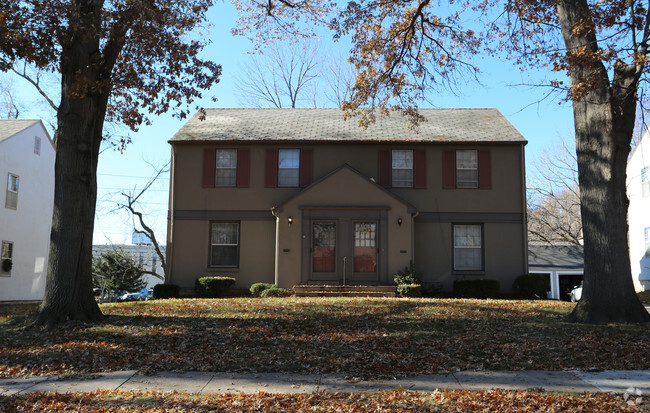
[528,245,584,300]
[0,120,55,301]
[627,131,650,291]
[165,108,528,294]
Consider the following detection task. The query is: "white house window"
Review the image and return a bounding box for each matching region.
[34,136,41,155]
[278,149,300,187]
[1,241,13,274]
[456,150,478,188]
[5,173,18,209]
[645,227,650,256]
[215,149,237,186]
[642,167,649,198]
[453,224,483,270]
[210,222,239,267]
[391,150,413,187]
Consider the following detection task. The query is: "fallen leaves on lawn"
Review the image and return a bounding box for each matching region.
[0,389,644,412]
[1,298,649,378]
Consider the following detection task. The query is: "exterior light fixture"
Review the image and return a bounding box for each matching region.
[288,217,293,226]
[397,217,403,226]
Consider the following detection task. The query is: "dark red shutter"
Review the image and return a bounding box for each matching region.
[378,149,391,188]
[202,149,215,188]
[442,150,456,189]
[478,149,492,189]
[413,149,426,189]
[299,149,313,188]
[264,148,278,188]
[237,149,250,188]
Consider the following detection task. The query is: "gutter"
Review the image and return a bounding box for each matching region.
[411,210,420,263]
[271,207,280,286]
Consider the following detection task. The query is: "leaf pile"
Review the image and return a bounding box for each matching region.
[1,298,649,378]
[0,389,644,412]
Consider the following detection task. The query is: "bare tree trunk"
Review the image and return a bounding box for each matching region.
[557,0,649,323]
[33,2,108,328]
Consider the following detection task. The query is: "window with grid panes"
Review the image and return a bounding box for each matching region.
[210,222,239,267]
[453,224,482,270]
[391,150,413,187]
[215,149,237,186]
[456,150,478,188]
[278,149,300,187]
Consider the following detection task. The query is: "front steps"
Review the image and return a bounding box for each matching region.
[293,285,396,297]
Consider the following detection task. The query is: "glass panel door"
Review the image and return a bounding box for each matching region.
[313,222,336,272]
[353,222,377,273]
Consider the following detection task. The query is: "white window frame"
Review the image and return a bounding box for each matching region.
[278,149,300,187]
[1,240,13,274]
[453,224,483,271]
[215,149,237,187]
[5,173,18,209]
[210,221,240,267]
[456,150,479,189]
[391,149,414,188]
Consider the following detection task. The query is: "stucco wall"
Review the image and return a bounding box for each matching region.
[0,122,55,301]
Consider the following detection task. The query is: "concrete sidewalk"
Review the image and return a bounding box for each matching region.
[1,370,649,396]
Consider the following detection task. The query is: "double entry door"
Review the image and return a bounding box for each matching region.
[310,219,379,284]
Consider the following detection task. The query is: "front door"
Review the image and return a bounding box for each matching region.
[310,220,379,284]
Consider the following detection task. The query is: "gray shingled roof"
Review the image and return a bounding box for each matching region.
[0,119,40,143]
[170,108,526,143]
[528,245,584,271]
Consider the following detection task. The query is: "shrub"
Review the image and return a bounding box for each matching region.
[92,247,146,293]
[260,287,292,297]
[393,260,423,285]
[512,274,551,299]
[250,283,277,296]
[153,283,181,299]
[195,276,236,298]
[453,279,500,299]
[396,284,422,297]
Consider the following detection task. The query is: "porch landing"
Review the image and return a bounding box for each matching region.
[293,285,396,297]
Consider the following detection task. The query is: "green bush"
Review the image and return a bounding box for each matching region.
[453,279,500,299]
[195,276,236,298]
[512,274,550,299]
[92,247,146,293]
[260,287,292,297]
[250,283,277,296]
[396,284,422,297]
[393,260,423,285]
[153,283,181,299]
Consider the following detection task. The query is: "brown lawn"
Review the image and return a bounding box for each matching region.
[1,297,649,378]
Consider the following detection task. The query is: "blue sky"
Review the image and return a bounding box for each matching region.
[6,2,575,245]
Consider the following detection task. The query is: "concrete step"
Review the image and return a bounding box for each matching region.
[293,285,396,297]
[294,291,395,297]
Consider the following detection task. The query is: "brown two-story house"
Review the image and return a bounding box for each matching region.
[166,108,528,293]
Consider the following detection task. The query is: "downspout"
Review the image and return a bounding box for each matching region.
[521,143,529,273]
[271,207,280,286]
[411,210,419,264]
[165,144,176,284]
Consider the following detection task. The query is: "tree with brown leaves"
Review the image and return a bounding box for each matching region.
[0,0,220,329]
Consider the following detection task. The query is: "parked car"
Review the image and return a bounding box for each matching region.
[119,288,149,302]
[569,281,583,302]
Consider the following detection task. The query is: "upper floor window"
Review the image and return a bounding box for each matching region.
[210,222,239,267]
[278,149,300,187]
[642,167,649,197]
[456,150,478,188]
[215,149,237,186]
[391,150,414,187]
[5,173,18,209]
[202,148,250,188]
[378,149,426,189]
[34,137,41,155]
[443,149,492,190]
[453,224,483,271]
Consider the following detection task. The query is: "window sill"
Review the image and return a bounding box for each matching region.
[453,270,485,276]
[206,267,239,272]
